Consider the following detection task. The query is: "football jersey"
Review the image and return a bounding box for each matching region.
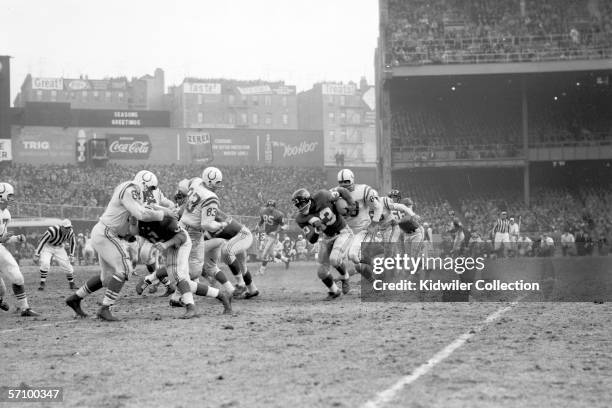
[378,197,411,228]
[210,210,243,240]
[0,208,11,241]
[295,239,307,252]
[282,239,293,251]
[259,207,285,234]
[295,189,347,239]
[143,187,175,208]
[138,217,184,244]
[179,183,219,237]
[344,184,381,232]
[99,181,165,237]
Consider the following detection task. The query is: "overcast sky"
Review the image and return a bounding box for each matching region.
[2,0,379,104]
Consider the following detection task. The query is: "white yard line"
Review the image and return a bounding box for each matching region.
[362,301,519,408]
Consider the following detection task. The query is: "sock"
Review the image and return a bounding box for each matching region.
[146,264,156,273]
[228,260,241,276]
[321,276,337,291]
[144,272,158,285]
[356,263,374,283]
[66,273,74,283]
[261,261,268,267]
[155,266,168,281]
[235,273,245,286]
[243,270,257,293]
[196,283,219,298]
[40,270,48,283]
[181,292,194,305]
[176,280,194,305]
[215,271,234,293]
[12,284,29,310]
[335,264,348,280]
[170,291,181,303]
[76,275,103,298]
[102,274,125,307]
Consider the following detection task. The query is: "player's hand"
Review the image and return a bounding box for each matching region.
[153,242,167,252]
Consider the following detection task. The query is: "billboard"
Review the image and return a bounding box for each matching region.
[71,109,170,127]
[0,139,11,161]
[11,126,323,167]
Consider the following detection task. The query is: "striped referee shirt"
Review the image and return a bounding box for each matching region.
[35,225,76,256]
[493,218,511,234]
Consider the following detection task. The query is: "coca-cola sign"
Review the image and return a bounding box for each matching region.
[106,134,152,159]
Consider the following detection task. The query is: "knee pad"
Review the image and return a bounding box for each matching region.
[317,264,331,280]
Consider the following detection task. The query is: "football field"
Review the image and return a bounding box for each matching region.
[1,262,610,408]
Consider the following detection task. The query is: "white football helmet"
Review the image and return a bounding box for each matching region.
[177,179,191,195]
[0,183,15,203]
[202,167,223,191]
[133,170,158,191]
[188,177,204,189]
[337,169,355,191]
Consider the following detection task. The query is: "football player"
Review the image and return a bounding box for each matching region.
[137,214,231,318]
[292,187,354,299]
[34,218,77,291]
[281,236,295,269]
[256,199,287,275]
[294,234,308,261]
[66,170,176,321]
[336,169,382,282]
[0,183,39,316]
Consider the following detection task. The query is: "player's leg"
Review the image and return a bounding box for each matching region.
[204,243,235,295]
[259,233,276,274]
[0,245,39,316]
[317,239,341,299]
[53,247,76,289]
[329,230,353,294]
[37,246,53,291]
[0,276,8,311]
[348,230,375,283]
[222,228,253,296]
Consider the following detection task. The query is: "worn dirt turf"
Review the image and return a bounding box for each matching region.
[1,262,610,407]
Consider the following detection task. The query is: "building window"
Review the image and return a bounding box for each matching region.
[198,94,203,105]
[105,91,111,100]
[264,95,272,106]
[197,112,203,123]
[282,114,288,126]
[281,96,287,107]
[93,91,99,99]
[241,113,248,124]
[329,130,335,141]
[265,114,272,126]
[82,90,88,98]
[118,92,124,100]
[241,95,247,104]
[252,95,259,105]
[228,94,235,105]
[36,90,43,100]
[327,95,334,104]
[340,112,346,123]
[340,95,346,106]
[50,90,57,101]
[252,113,259,125]
[340,129,347,142]
[328,112,335,122]
[228,113,235,125]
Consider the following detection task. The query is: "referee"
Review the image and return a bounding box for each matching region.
[34,219,76,290]
[491,211,511,258]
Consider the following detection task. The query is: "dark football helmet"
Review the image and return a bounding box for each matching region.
[266,199,276,208]
[291,189,311,214]
[388,189,401,202]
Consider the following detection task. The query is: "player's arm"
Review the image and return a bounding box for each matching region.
[158,190,176,209]
[297,218,320,244]
[122,186,165,222]
[157,228,188,250]
[278,211,288,231]
[366,188,383,223]
[330,186,355,207]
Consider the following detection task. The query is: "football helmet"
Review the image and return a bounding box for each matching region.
[401,197,414,207]
[292,188,311,214]
[61,219,72,228]
[337,169,355,191]
[388,189,401,202]
[202,167,223,191]
[0,183,15,203]
[133,170,158,191]
[266,200,276,208]
[188,177,204,189]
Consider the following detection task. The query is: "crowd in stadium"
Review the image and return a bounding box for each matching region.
[386,0,612,65]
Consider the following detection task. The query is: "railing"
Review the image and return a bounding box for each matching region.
[387,32,612,65]
[11,202,106,220]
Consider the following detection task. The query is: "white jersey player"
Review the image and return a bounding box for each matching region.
[380,190,412,243]
[66,170,176,321]
[337,169,382,281]
[0,183,39,316]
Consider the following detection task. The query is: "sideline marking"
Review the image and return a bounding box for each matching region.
[362,301,518,408]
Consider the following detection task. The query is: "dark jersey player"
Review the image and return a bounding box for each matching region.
[292,187,354,299]
[257,200,287,275]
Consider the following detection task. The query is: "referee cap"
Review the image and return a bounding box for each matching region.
[61,219,72,228]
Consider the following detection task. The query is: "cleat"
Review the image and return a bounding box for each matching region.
[244,290,259,300]
[233,285,247,298]
[38,282,45,291]
[216,292,232,314]
[324,290,342,301]
[69,282,76,290]
[340,279,351,295]
[21,308,41,317]
[66,294,88,318]
[169,299,185,308]
[97,306,119,321]
[148,283,160,294]
[0,298,9,312]
[180,304,198,319]
[160,285,175,297]
[135,277,150,295]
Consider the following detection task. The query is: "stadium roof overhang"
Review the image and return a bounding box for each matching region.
[388,59,612,78]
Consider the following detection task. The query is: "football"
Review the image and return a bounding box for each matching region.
[335,198,349,216]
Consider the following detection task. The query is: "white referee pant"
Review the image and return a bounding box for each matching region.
[494,232,510,251]
[39,244,73,274]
